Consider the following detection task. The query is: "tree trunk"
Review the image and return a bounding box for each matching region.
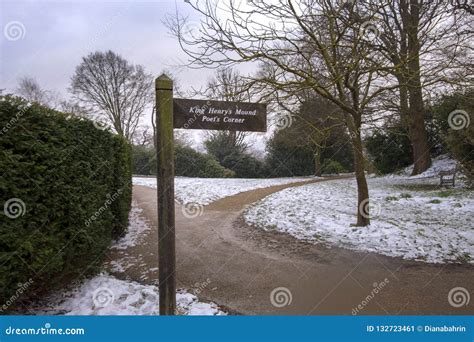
[352,131,370,226]
[314,148,322,176]
[398,78,429,174]
[404,0,432,175]
[407,97,431,175]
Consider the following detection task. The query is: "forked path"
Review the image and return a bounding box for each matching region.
[133,178,474,315]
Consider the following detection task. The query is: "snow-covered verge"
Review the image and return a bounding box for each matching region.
[111,202,151,250]
[391,154,461,180]
[34,274,225,316]
[32,202,225,316]
[244,177,474,264]
[133,176,316,205]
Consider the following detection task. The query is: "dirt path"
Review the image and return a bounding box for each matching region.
[131,178,474,315]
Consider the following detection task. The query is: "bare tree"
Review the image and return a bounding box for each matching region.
[59,100,90,117]
[16,77,60,108]
[204,68,251,154]
[450,0,474,14]
[132,125,154,147]
[168,0,401,226]
[70,50,153,142]
[373,0,471,175]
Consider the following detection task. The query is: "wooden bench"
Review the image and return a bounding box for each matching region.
[439,169,457,187]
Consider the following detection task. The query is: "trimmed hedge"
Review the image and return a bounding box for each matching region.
[0,96,132,307]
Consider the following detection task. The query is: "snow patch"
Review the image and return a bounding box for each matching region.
[111,201,151,250]
[34,202,225,315]
[396,154,459,179]
[244,177,474,264]
[35,274,225,316]
[133,176,317,205]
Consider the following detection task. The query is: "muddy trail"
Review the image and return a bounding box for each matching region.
[118,177,473,315]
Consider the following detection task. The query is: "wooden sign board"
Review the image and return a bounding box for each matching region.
[173,98,267,132]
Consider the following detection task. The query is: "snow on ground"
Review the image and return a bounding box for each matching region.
[35,202,225,316]
[35,274,225,316]
[392,154,460,179]
[101,201,151,275]
[133,176,316,205]
[111,201,150,250]
[244,176,474,264]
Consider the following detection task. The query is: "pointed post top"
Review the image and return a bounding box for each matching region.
[156,74,173,91]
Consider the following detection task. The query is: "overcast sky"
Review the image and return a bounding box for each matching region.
[0,0,213,94]
[0,0,270,152]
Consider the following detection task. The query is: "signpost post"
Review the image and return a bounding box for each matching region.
[154,73,267,315]
[155,74,176,315]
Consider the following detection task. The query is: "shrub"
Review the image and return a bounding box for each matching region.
[385,196,399,201]
[132,144,232,178]
[432,90,473,183]
[0,96,131,306]
[204,158,229,178]
[131,145,156,175]
[265,132,315,177]
[175,145,228,178]
[223,168,236,178]
[321,160,347,174]
[365,125,413,174]
[222,151,264,178]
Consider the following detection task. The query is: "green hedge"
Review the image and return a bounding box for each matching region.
[131,144,233,178]
[0,96,132,307]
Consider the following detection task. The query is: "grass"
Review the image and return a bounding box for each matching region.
[393,184,469,197]
[429,199,442,204]
[435,190,456,197]
[385,196,398,201]
[393,184,440,191]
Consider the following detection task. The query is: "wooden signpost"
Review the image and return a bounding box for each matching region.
[154,74,267,315]
[173,98,267,132]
